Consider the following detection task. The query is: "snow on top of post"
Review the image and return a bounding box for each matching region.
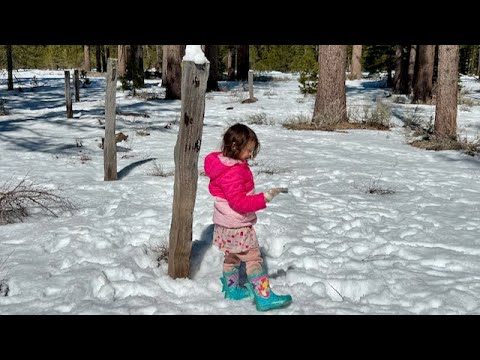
[183,45,209,64]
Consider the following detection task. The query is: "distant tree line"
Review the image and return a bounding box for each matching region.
[1,45,479,78]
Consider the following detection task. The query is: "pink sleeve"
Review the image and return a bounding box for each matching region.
[219,167,266,213]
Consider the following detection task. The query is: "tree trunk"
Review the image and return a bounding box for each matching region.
[83,45,91,73]
[128,45,144,88]
[165,45,185,100]
[101,46,107,72]
[477,45,480,77]
[64,71,73,118]
[205,45,219,91]
[236,45,249,81]
[96,45,102,72]
[155,45,161,73]
[408,45,417,95]
[413,45,435,103]
[74,69,80,102]
[227,46,236,80]
[434,45,459,141]
[350,45,362,80]
[117,45,128,78]
[393,45,410,94]
[162,45,168,87]
[168,57,210,279]
[6,45,13,91]
[313,45,348,124]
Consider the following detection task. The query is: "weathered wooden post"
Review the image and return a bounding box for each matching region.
[248,69,254,100]
[168,46,210,279]
[104,59,118,181]
[242,69,257,103]
[64,71,73,118]
[74,69,80,102]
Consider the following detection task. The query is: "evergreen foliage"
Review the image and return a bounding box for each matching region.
[2,45,478,86]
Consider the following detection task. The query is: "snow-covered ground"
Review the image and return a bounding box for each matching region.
[0,68,479,314]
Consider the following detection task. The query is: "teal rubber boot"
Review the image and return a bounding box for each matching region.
[245,271,292,311]
[220,268,251,300]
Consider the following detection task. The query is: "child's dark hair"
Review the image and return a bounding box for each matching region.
[222,123,260,160]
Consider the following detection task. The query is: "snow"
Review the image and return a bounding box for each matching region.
[0,68,479,314]
[183,45,209,64]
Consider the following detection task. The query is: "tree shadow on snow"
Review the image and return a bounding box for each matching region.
[117,157,157,179]
[190,224,214,278]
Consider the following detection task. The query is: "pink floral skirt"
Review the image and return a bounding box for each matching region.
[213,225,259,254]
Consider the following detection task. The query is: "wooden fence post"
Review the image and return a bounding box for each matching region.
[248,69,254,100]
[168,53,210,279]
[74,69,80,102]
[64,71,73,118]
[241,69,257,103]
[104,59,118,181]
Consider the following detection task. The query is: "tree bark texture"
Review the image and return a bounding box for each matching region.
[165,45,185,99]
[6,45,13,91]
[350,45,362,80]
[413,45,435,103]
[83,45,91,73]
[313,45,348,123]
[64,71,73,118]
[434,45,459,140]
[205,45,219,91]
[236,45,249,81]
[117,45,127,78]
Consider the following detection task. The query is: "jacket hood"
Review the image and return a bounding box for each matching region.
[204,152,244,181]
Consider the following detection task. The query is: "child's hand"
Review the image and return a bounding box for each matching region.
[264,187,288,202]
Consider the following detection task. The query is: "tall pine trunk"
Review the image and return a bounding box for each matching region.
[236,45,249,81]
[227,46,236,80]
[83,45,91,73]
[408,45,417,95]
[350,45,362,80]
[128,45,144,88]
[205,45,219,91]
[165,45,185,100]
[434,45,459,141]
[6,45,13,91]
[101,46,107,72]
[393,45,410,94]
[413,45,435,103]
[313,45,348,124]
[155,45,161,73]
[117,45,128,78]
[162,45,168,87]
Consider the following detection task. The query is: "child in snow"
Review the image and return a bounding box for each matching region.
[204,123,292,311]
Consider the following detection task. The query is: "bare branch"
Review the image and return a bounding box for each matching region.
[0,176,76,225]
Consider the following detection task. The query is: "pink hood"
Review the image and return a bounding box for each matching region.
[204,152,266,228]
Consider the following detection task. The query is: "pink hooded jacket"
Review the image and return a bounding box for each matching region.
[204,151,267,228]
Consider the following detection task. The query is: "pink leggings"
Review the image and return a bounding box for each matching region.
[223,248,263,276]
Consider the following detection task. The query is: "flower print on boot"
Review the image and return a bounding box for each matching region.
[246,271,292,311]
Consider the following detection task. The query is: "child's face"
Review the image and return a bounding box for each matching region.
[238,140,256,161]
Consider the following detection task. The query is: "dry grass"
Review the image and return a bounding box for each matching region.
[246,112,275,125]
[348,101,392,130]
[355,177,396,195]
[284,100,390,132]
[150,242,169,266]
[0,250,14,297]
[148,163,174,177]
[410,136,480,156]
